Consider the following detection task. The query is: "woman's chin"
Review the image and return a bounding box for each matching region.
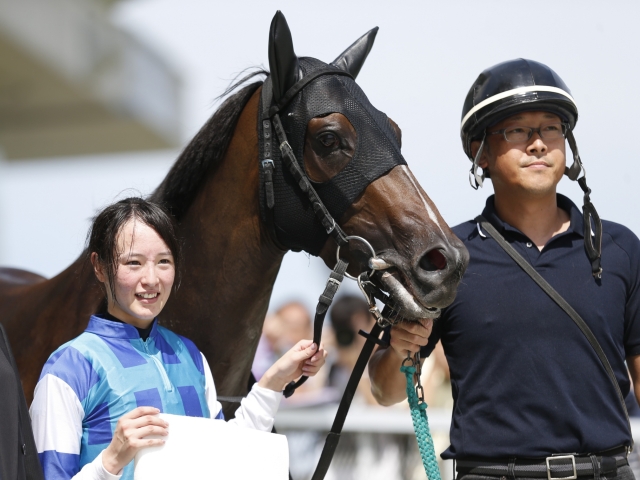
[133,310,158,323]
[118,306,158,328]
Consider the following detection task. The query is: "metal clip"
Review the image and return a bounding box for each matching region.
[416,385,425,403]
[369,305,385,324]
[358,273,391,328]
[403,351,415,367]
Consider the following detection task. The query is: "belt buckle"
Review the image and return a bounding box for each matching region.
[546,455,577,480]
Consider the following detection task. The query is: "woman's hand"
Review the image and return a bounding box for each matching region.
[258,340,328,392]
[101,407,169,475]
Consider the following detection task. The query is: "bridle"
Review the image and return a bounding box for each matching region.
[258,68,401,389]
[255,68,416,480]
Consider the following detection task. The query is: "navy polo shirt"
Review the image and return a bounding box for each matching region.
[422,194,640,459]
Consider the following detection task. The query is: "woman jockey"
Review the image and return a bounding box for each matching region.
[30,197,327,480]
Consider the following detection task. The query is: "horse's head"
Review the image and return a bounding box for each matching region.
[262,12,469,320]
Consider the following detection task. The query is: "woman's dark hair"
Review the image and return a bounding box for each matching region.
[87,197,181,303]
[330,296,371,347]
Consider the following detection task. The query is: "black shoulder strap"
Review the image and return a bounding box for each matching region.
[0,325,44,480]
[475,215,633,448]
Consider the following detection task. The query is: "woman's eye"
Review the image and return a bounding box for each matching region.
[126,261,141,266]
[159,259,172,265]
[318,133,339,148]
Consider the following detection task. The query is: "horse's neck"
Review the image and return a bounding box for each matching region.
[161,90,286,397]
[1,255,102,402]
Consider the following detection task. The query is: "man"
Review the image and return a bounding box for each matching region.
[368,58,640,480]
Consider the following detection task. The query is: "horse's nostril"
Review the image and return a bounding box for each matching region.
[419,249,447,272]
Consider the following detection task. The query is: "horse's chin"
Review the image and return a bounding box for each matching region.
[378,270,441,321]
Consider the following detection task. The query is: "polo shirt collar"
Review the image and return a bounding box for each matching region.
[86,314,159,340]
[480,193,585,239]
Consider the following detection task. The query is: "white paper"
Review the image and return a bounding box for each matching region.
[134,413,289,480]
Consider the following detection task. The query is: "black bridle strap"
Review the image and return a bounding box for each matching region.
[283,258,349,398]
[310,322,383,480]
[476,215,632,448]
[268,68,353,117]
[271,113,349,247]
[260,77,275,210]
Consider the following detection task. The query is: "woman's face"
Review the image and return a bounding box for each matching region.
[93,218,175,328]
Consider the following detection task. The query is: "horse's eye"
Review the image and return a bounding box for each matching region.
[318,132,339,148]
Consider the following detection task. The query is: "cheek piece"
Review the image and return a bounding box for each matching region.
[258,57,406,256]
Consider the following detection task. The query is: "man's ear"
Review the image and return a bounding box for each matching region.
[91,252,106,283]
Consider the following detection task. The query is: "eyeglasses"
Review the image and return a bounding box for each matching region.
[488,123,568,143]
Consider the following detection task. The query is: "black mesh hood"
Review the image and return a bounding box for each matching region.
[262,57,406,255]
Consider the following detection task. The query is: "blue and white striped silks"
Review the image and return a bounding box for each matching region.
[30,315,282,480]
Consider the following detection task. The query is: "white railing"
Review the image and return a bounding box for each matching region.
[275,405,640,480]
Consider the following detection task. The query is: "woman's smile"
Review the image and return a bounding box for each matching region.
[136,291,160,302]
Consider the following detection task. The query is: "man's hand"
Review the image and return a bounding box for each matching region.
[388,318,433,359]
[369,318,434,406]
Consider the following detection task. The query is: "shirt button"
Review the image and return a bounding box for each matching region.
[526,242,533,248]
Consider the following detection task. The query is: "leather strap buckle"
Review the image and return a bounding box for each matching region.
[546,455,577,480]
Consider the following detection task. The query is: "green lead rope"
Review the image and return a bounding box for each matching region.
[401,360,442,480]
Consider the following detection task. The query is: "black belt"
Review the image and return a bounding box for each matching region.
[456,446,629,480]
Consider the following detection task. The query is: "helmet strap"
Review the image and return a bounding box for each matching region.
[565,129,584,181]
[565,129,603,278]
[577,176,603,279]
[468,134,486,190]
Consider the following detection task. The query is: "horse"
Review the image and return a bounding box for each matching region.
[0,12,469,413]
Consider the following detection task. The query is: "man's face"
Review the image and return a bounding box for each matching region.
[474,111,566,197]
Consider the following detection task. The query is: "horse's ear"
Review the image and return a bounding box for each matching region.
[268,11,299,104]
[331,27,379,80]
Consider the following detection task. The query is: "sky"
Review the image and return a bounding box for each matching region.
[1,0,639,313]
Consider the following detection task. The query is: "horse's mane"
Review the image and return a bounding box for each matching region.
[151,70,267,219]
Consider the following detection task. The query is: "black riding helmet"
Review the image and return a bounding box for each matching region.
[460,58,603,278]
[462,59,577,149]
[461,59,584,188]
